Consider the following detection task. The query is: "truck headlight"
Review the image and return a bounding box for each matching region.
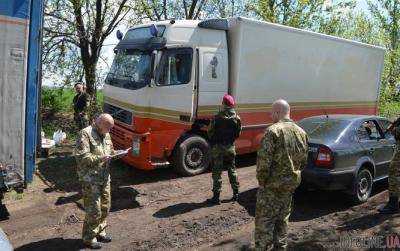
[132,138,140,156]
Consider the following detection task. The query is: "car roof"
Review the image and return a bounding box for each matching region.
[299,114,388,122]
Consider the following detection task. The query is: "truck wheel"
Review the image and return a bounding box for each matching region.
[173,135,210,176]
[351,168,373,204]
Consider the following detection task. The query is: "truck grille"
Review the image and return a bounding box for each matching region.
[110,126,128,150]
[104,103,133,125]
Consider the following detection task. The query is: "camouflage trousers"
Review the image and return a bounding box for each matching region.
[255,188,293,251]
[74,113,89,130]
[82,178,111,244]
[211,145,239,195]
[389,148,400,197]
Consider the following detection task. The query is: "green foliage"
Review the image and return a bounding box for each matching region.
[319,12,383,46]
[379,101,400,120]
[97,91,104,105]
[248,0,356,30]
[135,0,209,20]
[41,87,70,114]
[41,87,104,138]
[378,84,400,119]
[368,0,400,88]
[41,87,103,113]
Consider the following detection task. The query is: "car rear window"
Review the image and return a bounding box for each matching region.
[297,118,351,141]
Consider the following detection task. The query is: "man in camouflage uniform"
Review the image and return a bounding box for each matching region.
[207,94,242,204]
[73,82,90,130]
[255,99,308,251]
[378,117,400,214]
[74,113,116,249]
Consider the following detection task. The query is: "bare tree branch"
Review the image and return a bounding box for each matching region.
[101,0,129,42]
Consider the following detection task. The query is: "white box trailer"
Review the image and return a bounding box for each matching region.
[104,17,385,176]
[0,0,44,197]
[229,17,383,105]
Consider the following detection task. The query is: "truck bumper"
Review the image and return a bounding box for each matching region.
[110,126,170,170]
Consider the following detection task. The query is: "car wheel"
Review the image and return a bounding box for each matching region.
[352,168,373,203]
[173,135,210,176]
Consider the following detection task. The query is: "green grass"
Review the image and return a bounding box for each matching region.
[60,89,104,110]
[97,91,104,105]
[41,87,103,113]
[41,87,104,139]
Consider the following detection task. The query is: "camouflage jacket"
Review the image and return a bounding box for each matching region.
[73,92,89,114]
[74,125,115,184]
[208,105,242,146]
[257,118,308,192]
[391,119,400,143]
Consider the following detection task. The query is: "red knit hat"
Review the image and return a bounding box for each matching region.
[222,94,235,107]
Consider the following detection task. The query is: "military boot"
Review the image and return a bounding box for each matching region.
[97,234,112,243]
[231,190,239,202]
[207,193,220,205]
[84,241,102,249]
[378,196,399,214]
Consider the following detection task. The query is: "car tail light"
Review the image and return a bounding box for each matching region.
[315,146,333,168]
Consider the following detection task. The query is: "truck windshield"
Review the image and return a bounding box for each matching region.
[105,50,151,90]
[125,25,166,40]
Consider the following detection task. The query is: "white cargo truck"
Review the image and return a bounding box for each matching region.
[104,17,385,176]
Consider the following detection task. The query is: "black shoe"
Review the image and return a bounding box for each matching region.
[84,241,102,249]
[231,193,239,202]
[378,196,399,214]
[97,235,112,243]
[206,193,220,205]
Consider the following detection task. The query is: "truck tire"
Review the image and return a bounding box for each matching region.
[351,168,373,204]
[173,135,210,176]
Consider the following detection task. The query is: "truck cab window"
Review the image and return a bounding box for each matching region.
[156,48,193,86]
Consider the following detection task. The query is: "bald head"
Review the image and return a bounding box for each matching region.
[95,113,114,135]
[271,99,290,123]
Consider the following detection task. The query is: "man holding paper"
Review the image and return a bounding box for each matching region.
[74,113,127,249]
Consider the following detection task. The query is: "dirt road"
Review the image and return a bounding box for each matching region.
[1,146,399,251]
